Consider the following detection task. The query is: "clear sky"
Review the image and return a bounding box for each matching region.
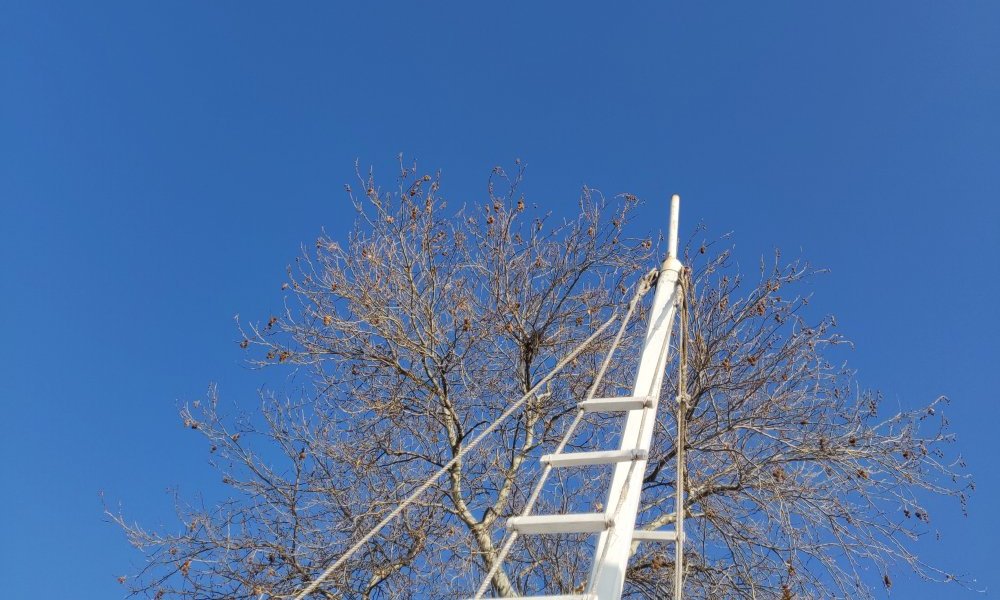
[1,2,997,598]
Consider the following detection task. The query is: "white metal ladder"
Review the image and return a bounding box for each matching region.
[473,195,687,600]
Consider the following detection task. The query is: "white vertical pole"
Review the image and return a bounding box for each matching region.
[673,368,685,596]
[589,195,683,599]
[671,192,685,600]
[668,194,680,259]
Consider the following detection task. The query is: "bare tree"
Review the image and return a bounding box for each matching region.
[112,160,973,600]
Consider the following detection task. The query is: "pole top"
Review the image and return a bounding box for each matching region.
[667,194,680,259]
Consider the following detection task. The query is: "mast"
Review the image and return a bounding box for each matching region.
[588,195,684,599]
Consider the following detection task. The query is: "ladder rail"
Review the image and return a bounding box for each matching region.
[471,267,659,600]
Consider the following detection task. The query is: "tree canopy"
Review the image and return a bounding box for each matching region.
[113,162,972,599]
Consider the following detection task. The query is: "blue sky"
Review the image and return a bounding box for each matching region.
[1,2,997,598]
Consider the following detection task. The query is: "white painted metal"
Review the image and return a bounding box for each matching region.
[515,596,597,600]
[673,404,687,597]
[631,529,678,543]
[505,596,597,600]
[578,396,652,412]
[539,449,648,468]
[671,193,687,600]
[465,595,597,600]
[587,194,684,599]
[667,193,680,262]
[507,513,613,535]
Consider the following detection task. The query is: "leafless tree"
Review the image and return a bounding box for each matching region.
[111,160,973,599]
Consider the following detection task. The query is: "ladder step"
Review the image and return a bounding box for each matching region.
[507,513,613,535]
[469,595,596,600]
[578,395,653,412]
[631,529,678,543]
[540,448,648,467]
[510,596,597,600]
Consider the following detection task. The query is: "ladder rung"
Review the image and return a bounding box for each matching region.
[469,595,596,600]
[507,513,613,535]
[540,448,648,467]
[509,596,597,600]
[578,395,653,412]
[631,529,678,543]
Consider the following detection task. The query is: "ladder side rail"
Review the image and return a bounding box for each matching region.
[471,267,659,600]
